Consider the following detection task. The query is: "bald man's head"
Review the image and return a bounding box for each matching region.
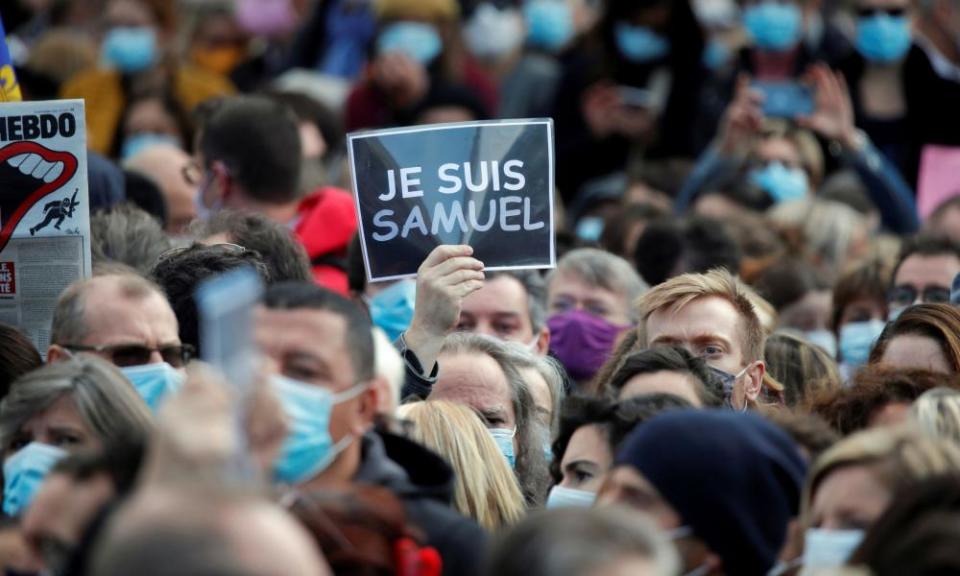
[91,489,330,576]
[124,145,198,233]
[47,273,182,367]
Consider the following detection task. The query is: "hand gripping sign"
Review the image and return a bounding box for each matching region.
[349,119,555,282]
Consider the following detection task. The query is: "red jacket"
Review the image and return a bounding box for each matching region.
[294,187,357,295]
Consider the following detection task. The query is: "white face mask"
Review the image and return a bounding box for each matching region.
[801,528,865,571]
[463,3,524,60]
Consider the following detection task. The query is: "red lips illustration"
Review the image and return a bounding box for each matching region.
[0,141,78,254]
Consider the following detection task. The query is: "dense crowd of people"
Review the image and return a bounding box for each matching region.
[4,0,960,574]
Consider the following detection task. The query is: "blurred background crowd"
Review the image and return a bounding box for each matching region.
[3,0,960,575]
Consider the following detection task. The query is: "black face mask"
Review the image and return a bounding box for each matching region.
[707,365,749,411]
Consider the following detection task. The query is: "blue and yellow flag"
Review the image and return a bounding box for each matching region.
[0,13,22,102]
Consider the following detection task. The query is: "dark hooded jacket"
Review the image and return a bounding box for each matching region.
[354,430,487,576]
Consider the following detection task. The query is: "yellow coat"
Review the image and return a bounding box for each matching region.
[61,65,235,155]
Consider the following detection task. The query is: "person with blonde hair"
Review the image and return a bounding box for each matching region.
[791,425,960,572]
[397,401,526,531]
[636,268,783,410]
[764,332,843,407]
[912,387,960,445]
[767,198,869,284]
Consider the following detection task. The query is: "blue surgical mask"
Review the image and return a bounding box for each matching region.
[614,22,671,63]
[744,2,802,52]
[524,0,574,52]
[749,162,809,203]
[703,38,732,70]
[488,427,516,468]
[856,14,911,63]
[839,319,886,367]
[368,280,417,343]
[101,27,158,74]
[377,22,443,65]
[121,133,182,161]
[802,528,865,569]
[3,442,68,517]
[121,363,184,413]
[888,305,905,322]
[272,374,367,485]
[805,329,838,358]
[575,216,605,242]
[546,485,596,508]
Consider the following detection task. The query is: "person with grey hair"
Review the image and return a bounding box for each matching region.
[0,356,152,516]
[546,248,648,385]
[457,270,551,355]
[502,343,566,434]
[486,507,678,576]
[90,204,175,276]
[429,332,552,507]
[48,273,190,413]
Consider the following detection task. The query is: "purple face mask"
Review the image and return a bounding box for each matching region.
[547,310,631,381]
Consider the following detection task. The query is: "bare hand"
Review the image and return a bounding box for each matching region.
[797,64,857,148]
[404,245,485,372]
[371,52,429,109]
[142,362,287,488]
[717,74,765,156]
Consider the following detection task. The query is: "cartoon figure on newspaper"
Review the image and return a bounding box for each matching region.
[0,99,91,357]
[30,190,79,236]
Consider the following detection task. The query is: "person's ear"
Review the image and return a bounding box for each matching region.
[353,382,380,434]
[535,327,550,355]
[370,375,396,417]
[744,361,765,401]
[46,345,69,363]
[210,161,232,204]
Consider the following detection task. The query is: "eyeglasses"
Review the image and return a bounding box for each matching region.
[888,285,951,308]
[856,7,906,17]
[64,343,196,368]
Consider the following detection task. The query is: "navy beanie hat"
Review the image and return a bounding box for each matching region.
[615,409,807,575]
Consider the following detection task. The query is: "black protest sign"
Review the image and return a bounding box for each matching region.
[349,119,555,282]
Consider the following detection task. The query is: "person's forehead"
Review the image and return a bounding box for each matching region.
[549,270,621,303]
[105,0,157,27]
[519,367,552,412]
[255,307,349,353]
[858,0,909,9]
[757,137,801,162]
[462,275,530,317]
[432,353,512,410]
[645,296,743,342]
[622,371,700,405]
[83,287,178,344]
[813,463,889,512]
[895,253,960,286]
[565,424,610,464]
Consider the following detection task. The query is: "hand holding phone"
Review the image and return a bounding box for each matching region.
[751,80,814,118]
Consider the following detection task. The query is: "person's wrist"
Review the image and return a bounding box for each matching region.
[829,127,866,157]
[838,126,864,151]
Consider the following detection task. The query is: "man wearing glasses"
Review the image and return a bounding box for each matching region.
[888,234,960,320]
[46,272,192,412]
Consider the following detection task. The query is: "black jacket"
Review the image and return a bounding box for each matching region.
[354,431,487,576]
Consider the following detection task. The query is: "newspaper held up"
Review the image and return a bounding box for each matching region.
[0,99,90,355]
